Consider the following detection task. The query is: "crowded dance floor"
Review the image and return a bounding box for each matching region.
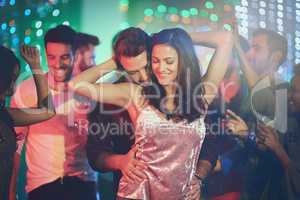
[1,0,299,200]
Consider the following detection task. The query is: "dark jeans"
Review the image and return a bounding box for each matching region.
[28,176,97,200]
[0,154,14,200]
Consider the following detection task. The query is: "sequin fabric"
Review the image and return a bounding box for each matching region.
[117,106,206,200]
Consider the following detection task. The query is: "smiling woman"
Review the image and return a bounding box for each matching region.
[69,27,233,200]
[152,44,179,86]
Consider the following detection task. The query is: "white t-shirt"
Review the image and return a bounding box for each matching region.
[12,76,97,193]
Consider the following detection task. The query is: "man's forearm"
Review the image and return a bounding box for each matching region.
[234,40,259,88]
[273,145,290,170]
[70,59,117,87]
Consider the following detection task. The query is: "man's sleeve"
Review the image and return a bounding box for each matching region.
[199,135,219,168]
[284,160,300,199]
[86,104,115,171]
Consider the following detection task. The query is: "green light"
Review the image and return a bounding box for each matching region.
[63,21,70,26]
[168,7,178,14]
[225,0,240,5]
[199,10,209,17]
[224,24,232,31]
[36,29,43,37]
[205,1,215,9]
[190,8,198,16]
[232,0,241,5]
[157,4,167,13]
[52,9,60,17]
[155,11,164,17]
[120,0,129,5]
[180,10,190,17]
[209,14,219,22]
[50,23,57,28]
[144,8,154,16]
[35,21,42,29]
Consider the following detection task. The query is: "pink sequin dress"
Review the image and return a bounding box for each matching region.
[117,105,206,200]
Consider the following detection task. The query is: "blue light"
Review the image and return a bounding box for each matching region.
[9,0,15,6]
[1,23,7,30]
[0,1,5,7]
[10,27,16,34]
[24,36,31,44]
[24,9,31,16]
[12,37,19,45]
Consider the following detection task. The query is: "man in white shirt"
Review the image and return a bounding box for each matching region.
[12,25,98,200]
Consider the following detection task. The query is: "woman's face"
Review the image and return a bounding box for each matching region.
[151,44,179,86]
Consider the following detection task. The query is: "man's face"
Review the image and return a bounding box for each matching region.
[46,42,74,82]
[119,51,149,84]
[289,75,300,113]
[77,44,96,72]
[246,34,272,75]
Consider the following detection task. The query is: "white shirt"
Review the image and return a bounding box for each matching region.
[12,76,97,193]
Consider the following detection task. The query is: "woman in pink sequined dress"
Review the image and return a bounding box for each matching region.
[70,28,233,199]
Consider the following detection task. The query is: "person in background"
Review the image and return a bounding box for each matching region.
[73,32,100,76]
[9,31,101,200]
[223,63,300,199]
[197,36,250,200]
[0,45,55,200]
[10,25,98,200]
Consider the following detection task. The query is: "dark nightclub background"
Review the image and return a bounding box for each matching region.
[0,0,299,199]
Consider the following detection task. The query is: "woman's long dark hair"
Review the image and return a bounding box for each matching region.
[0,46,19,98]
[144,28,207,123]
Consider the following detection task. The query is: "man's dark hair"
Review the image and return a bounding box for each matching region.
[44,25,77,53]
[0,46,20,94]
[74,32,100,50]
[253,28,288,67]
[113,27,150,69]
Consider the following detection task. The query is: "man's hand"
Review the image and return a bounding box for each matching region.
[119,145,148,183]
[20,45,41,69]
[257,124,281,152]
[184,175,202,200]
[225,109,249,138]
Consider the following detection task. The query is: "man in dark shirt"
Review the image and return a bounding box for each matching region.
[86,27,151,198]
[253,64,300,200]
